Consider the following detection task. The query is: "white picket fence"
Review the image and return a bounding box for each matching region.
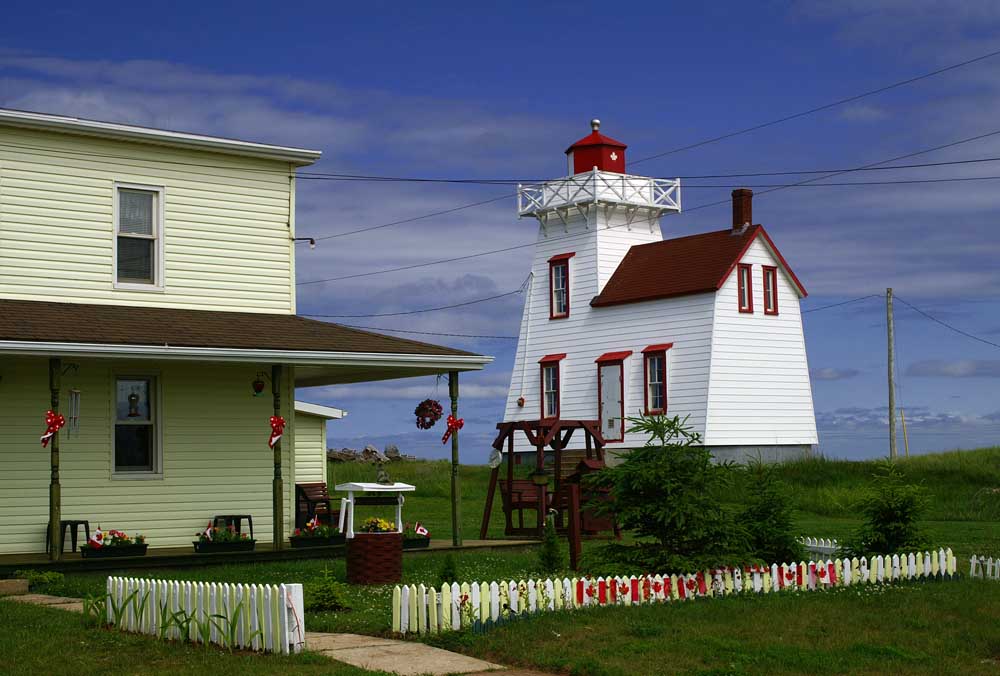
[392,548,957,635]
[970,555,1000,580]
[105,576,305,654]
[799,537,839,556]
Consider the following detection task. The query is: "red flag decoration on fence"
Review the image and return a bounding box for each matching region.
[268,416,286,449]
[40,410,65,447]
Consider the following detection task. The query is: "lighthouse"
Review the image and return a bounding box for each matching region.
[501,120,816,464]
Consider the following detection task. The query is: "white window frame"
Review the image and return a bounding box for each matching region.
[542,363,560,419]
[113,182,165,291]
[110,372,164,480]
[646,353,666,414]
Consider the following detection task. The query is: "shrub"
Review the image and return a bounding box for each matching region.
[586,414,751,572]
[841,461,929,557]
[537,511,564,573]
[12,569,64,591]
[304,567,350,612]
[738,460,803,563]
[437,553,460,587]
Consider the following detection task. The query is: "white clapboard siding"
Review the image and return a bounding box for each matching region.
[705,237,816,447]
[293,410,328,483]
[392,548,956,635]
[0,125,296,313]
[105,576,303,654]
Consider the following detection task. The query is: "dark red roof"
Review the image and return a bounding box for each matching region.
[565,130,627,153]
[590,225,806,308]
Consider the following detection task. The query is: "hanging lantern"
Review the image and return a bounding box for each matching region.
[127,388,141,417]
[252,371,268,397]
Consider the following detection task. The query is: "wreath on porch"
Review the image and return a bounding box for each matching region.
[414,399,443,429]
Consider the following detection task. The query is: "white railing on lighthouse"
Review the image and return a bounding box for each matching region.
[518,168,681,218]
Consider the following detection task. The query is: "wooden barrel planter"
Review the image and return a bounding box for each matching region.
[346,532,403,584]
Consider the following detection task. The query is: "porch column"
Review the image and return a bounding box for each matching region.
[272,364,284,550]
[449,371,462,546]
[48,358,62,561]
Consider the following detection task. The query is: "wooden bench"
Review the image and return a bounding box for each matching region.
[499,479,547,533]
[295,482,340,529]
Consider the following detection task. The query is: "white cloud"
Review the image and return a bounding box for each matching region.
[906,359,1000,377]
[810,367,861,380]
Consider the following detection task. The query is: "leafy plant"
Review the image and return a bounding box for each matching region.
[12,569,64,591]
[841,461,930,557]
[170,608,194,642]
[193,614,214,647]
[738,459,803,563]
[210,599,261,652]
[585,414,752,572]
[537,510,564,573]
[196,522,252,544]
[358,517,396,533]
[80,528,145,552]
[157,599,178,640]
[81,593,108,628]
[305,567,350,612]
[437,553,460,587]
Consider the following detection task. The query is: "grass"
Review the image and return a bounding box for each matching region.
[429,579,1000,675]
[0,600,379,676]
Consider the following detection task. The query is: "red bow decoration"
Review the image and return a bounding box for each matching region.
[268,415,286,449]
[40,410,65,448]
[441,414,464,444]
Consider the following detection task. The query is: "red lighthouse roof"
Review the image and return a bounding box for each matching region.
[565,119,627,174]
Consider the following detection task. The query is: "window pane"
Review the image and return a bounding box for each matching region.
[115,425,154,471]
[119,190,154,235]
[117,237,154,282]
[117,379,151,421]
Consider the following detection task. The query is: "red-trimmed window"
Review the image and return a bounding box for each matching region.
[737,263,753,313]
[548,253,574,319]
[762,266,778,315]
[642,343,672,414]
[538,353,565,419]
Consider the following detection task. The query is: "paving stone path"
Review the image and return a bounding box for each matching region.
[4,590,532,675]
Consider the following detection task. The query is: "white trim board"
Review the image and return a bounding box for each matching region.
[295,401,347,419]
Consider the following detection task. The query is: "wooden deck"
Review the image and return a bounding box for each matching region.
[0,538,538,575]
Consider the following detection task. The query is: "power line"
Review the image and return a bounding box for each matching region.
[803,295,882,314]
[297,125,1000,285]
[628,46,1000,166]
[336,323,517,340]
[684,176,1000,188]
[894,296,1000,350]
[300,277,528,316]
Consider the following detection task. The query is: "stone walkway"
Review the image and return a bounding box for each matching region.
[3,588,526,675]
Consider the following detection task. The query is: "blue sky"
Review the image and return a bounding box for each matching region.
[3,1,1000,461]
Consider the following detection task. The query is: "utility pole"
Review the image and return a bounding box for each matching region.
[887,288,898,460]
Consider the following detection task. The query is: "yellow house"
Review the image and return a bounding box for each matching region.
[0,108,492,559]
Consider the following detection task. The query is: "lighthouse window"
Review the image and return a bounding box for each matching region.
[737,263,754,313]
[644,352,667,414]
[541,364,560,419]
[763,266,778,315]
[548,253,574,319]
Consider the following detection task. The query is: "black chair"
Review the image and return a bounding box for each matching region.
[45,520,90,553]
[212,514,254,540]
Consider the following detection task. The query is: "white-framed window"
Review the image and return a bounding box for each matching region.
[762,265,779,315]
[737,263,753,313]
[645,353,666,413]
[114,183,164,289]
[113,375,161,477]
[548,253,574,319]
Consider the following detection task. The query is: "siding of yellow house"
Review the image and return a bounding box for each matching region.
[293,412,327,484]
[0,125,296,313]
[0,356,296,554]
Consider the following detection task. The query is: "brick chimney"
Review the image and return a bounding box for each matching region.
[732,188,753,231]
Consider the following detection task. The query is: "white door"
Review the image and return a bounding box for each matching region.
[599,363,623,441]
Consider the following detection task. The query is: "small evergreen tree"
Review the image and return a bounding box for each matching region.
[842,460,929,557]
[437,553,460,587]
[537,510,564,573]
[739,460,802,563]
[586,414,751,572]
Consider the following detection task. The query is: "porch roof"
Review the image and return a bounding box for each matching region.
[0,298,492,385]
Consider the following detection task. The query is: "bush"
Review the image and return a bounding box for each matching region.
[437,553,460,587]
[841,461,930,557]
[586,414,752,572]
[537,511,564,573]
[304,568,350,612]
[12,569,64,591]
[738,460,802,563]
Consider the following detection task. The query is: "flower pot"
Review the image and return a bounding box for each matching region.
[192,540,255,554]
[403,537,431,550]
[289,534,346,548]
[80,543,148,559]
[346,532,403,584]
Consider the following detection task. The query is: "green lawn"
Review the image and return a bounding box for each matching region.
[0,600,380,676]
[429,579,1000,676]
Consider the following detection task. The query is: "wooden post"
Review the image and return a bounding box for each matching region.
[272,364,284,550]
[480,465,499,540]
[449,371,461,547]
[887,288,898,460]
[567,483,582,571]
[505,434,514,535]
[535,437,545,535]
[48,358,62,561]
